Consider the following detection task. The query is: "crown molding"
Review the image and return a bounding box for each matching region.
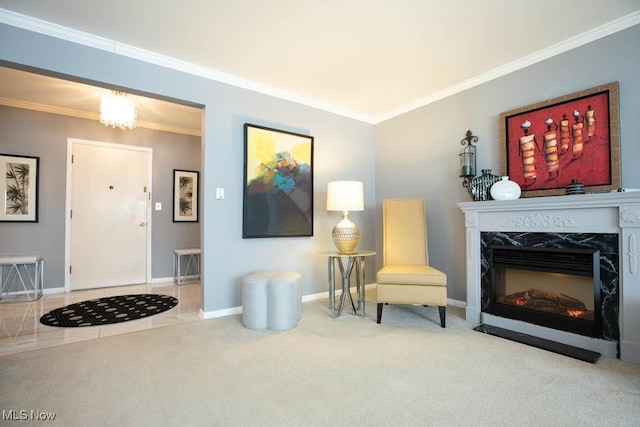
[374,11,640,123]
[0,8,116,51]
[0,97,202,137]
[1,8,638,125]
[0,8,374,124]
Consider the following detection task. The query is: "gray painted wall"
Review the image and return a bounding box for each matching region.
[0,23,376,312]
[0,106,201,286]
[375,24,640,302]
[2,22,635,311]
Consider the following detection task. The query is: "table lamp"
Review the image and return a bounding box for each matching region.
[326,181,364,253]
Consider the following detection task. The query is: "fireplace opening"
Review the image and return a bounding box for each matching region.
[489,245,601,338]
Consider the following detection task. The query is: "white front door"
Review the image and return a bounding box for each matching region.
[67,139,151,290]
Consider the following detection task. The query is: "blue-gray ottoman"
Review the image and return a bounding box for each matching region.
[242,270,302,330]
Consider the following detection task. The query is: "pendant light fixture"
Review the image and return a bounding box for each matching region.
[100,91,137,130]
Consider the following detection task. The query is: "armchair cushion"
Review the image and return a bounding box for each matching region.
[377,264,446,287]
[377,283,447,306]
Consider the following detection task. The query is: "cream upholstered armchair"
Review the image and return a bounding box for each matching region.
[376,198,447,327]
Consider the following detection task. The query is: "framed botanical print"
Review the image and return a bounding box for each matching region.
[1,153,39,222]
[173,169,199,222]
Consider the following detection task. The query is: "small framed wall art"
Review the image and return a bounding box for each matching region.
[173,169,199,222]
[1,153,39,222]
[243,123,314,238]
[499,81,620,197]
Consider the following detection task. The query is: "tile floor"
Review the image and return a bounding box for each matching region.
[0,281,201,356]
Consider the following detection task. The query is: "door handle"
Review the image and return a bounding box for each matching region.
[139,222,146,227]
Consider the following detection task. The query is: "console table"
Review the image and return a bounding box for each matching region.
[0,255,44,302]
[172,248,201,285]
[319,250,375,318]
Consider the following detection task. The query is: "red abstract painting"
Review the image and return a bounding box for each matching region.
[500,82,620,197]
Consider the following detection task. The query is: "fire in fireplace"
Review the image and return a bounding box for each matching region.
[499,288,594,321]
[490,245,600,337]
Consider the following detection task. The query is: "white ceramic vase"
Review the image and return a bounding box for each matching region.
[490,176,521,200]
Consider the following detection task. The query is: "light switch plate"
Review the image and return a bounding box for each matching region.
[155,202,162,211]
[216,188,225,200]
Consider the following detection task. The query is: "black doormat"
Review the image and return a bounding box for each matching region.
[40,294,178,327]
[474,324,601,363]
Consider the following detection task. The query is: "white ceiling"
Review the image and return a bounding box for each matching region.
[1,1,639,125]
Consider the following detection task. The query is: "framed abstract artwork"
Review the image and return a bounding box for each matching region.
[173,169,199,222]
[499,81,620,197]
[243,123,314,238]
[1,153,39,222]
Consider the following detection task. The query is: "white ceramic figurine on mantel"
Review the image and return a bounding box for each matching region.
[490,176,521,200]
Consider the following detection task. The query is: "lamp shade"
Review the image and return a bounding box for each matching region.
[326,181,364,211]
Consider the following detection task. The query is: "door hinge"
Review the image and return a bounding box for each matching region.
[144,186,147,193]
[69,265,72,274]
[71,154,74,163]
[70,210,73,219]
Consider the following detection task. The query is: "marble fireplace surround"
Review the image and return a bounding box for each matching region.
[458,192,640,364]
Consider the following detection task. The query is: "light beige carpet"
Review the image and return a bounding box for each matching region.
[1,295,639,426]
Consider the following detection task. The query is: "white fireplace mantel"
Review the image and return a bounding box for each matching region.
[458,191,640,364]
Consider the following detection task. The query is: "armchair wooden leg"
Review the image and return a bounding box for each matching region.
[438,306,446,328]
[377,303,383,324]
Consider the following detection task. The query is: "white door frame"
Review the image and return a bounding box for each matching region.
[64,138,153,292]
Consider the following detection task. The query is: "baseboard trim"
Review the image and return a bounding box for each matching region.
[200,306,242,319]
[199,283,377,319]
[447,298,465,308]
[199,284,466,319]
[150,277,174,284]
[41,280,179,294]
[45,280,177,293]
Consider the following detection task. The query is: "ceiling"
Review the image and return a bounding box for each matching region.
[0,66,203,135]
[1,1,639,126]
